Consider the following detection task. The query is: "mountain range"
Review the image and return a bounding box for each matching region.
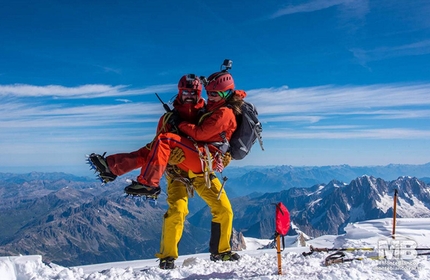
[0,163,429,266]
[0,172,209,266]
[230,175,430,237]
[223,162,430,195]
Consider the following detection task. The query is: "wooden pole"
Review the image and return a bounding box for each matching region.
[392,189,398,239]
[276,234,282,275]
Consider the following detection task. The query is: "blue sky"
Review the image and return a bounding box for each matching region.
[1,0,430,176]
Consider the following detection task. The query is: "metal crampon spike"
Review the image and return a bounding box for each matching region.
[123,193,157,206]
[149,200,157,206]
[87,160,96,169]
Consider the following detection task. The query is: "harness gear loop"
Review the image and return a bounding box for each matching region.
[164,165,194,198]
[189,137,214,189]
[204,144,214,188]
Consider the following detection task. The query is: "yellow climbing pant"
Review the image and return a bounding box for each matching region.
[155,173,233,259]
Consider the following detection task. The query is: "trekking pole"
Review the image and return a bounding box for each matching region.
[302,245,374,256]
[324,251,347,266]
[392,189,398,239]
[324,248,430,266]
[276,233,282,275]
[324,251,383,266]
[416,248,430,251]
[303,244,430,257]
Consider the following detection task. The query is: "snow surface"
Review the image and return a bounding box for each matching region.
[1,218,430,280]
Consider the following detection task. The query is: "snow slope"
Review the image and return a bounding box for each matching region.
[1,218,430,280]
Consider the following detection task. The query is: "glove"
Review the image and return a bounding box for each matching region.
[167,112,182,128]
[168,147,185,165]
[222,152,232,167]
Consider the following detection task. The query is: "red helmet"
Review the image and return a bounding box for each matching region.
[177,74,202,97]
[205,71,235,92]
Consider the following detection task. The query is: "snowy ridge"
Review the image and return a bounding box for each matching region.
[377,194,429,217]
[1,218,429,279]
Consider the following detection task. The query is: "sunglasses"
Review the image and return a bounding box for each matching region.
[182,90,197,96]
[207,91,221,97]
[207,90,232,98]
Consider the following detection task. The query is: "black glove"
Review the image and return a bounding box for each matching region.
[167,112,182,128]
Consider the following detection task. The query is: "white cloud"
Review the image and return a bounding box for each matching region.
[244,83,430,140]
[0,83,176,98]
[249,83,430,116]
[1,82,430,148]
[264,128,430,140]
[268,0,370,36]
[351,40,430,65]
[0,102,163,129]
[307,125,361,130]
[115,99,133,103]
[270,0,361,18]
[264,115,324,123]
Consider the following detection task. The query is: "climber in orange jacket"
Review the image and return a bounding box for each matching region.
[126,70,243,193]
[124,71,243,266]
[87,74,205,185]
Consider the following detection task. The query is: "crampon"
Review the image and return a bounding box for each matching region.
[86,152,117,184]
[124,179,161,206]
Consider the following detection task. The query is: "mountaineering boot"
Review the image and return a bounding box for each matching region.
[124,180,161,199]
[87,153,117,183]
[159,256,175,269]
[210,251,241,262]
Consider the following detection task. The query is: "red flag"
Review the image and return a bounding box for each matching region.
[275,202,290,236]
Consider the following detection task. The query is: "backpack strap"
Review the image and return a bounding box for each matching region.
[215,131,230,154]
[197,111,213,125]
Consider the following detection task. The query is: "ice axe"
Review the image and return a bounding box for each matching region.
[272,202,290,275]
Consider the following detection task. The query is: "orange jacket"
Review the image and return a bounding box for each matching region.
[155,97,205,134]
[178,106,236,143]
[177,90,246,143]
[107,95,206,177]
